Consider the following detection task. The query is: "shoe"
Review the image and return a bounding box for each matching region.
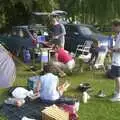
[110,94,120,102]
[97,90,106,98]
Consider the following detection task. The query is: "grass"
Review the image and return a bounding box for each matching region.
[0,62,120,120]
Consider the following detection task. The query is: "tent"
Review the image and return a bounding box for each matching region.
[0,44,16,88]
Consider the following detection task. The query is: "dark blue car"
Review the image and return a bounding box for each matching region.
[64,24,110,53]
[0,25,48,56]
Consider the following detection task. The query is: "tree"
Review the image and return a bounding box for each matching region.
[1,0,120,28]
[59,0,120,24]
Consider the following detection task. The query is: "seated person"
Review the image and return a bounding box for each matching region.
[34,64,70,101]
[52,44,75,75]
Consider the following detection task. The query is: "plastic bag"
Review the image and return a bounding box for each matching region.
[12,87,33,99]
[21,116,36,120]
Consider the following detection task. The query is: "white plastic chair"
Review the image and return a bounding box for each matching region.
[75,41,92,62]
[73,41,92,72]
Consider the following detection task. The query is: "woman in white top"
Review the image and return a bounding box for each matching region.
[34,64,70,101]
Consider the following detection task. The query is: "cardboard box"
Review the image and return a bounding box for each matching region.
[42,105,69,120]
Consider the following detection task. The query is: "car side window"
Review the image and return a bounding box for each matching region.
[64,25,69,32]
[18,29,24,38]
[17,29,29,38]
[11,29,17,36]
[80,26,92,36]
[12,29,24,38]
[65,25,79,36]
[69,26,78,33]
[22,30,29,38]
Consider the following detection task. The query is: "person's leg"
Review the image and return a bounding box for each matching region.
[93,52,99,65]
[88,53,95,64]
[110,65,117,93]
[66,59,75,72]
[53,61,64,68]
[115,76,120,94]
[51,61,66,77]
[110,77,120,102]
[110,66,120,102]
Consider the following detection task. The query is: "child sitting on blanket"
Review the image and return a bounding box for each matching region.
[34,64,70,101]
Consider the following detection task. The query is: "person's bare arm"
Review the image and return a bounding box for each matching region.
[34,80,41,93]
[110,48,120,53]
[57,81,70,96]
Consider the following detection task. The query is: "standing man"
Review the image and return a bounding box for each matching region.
[110,19,120,102]
[49,16,66,48]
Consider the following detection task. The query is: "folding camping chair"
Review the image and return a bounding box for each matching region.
[75,40,92,61]
[74,40,92,72]
[75,40,92,54]
[93,50,108,72]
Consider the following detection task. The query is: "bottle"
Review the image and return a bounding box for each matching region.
[23,48,31,63]
[82,91,88,103]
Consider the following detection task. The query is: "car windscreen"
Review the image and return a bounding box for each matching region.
[79,26,100,36]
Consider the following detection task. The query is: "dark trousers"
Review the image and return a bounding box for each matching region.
[88,51,98,64]
[39,97,77,105]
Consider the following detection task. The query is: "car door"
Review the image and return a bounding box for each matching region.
[6,28,21,54]
[65,25,84,52]
[20,29,33,49]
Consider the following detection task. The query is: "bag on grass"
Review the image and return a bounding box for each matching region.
[12,87,33,99]
[59,104,79,120]
[8,86,28,96]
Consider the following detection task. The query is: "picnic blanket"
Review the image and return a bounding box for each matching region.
[0,98,49,120]
[0,97,77,120]
[0,86,77,120]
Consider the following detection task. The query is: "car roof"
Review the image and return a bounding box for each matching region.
[32,10,67,16]
[12,25,28,29]
[32,12,50,16]
[64,23,93,28]
[12,24,47,31]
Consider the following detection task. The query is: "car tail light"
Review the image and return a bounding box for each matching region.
[32,39,37,45]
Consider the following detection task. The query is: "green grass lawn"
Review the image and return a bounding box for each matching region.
[1,63,120,120]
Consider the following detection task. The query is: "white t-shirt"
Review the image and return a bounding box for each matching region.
[112,33,120,66]
[40,73,60,101]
